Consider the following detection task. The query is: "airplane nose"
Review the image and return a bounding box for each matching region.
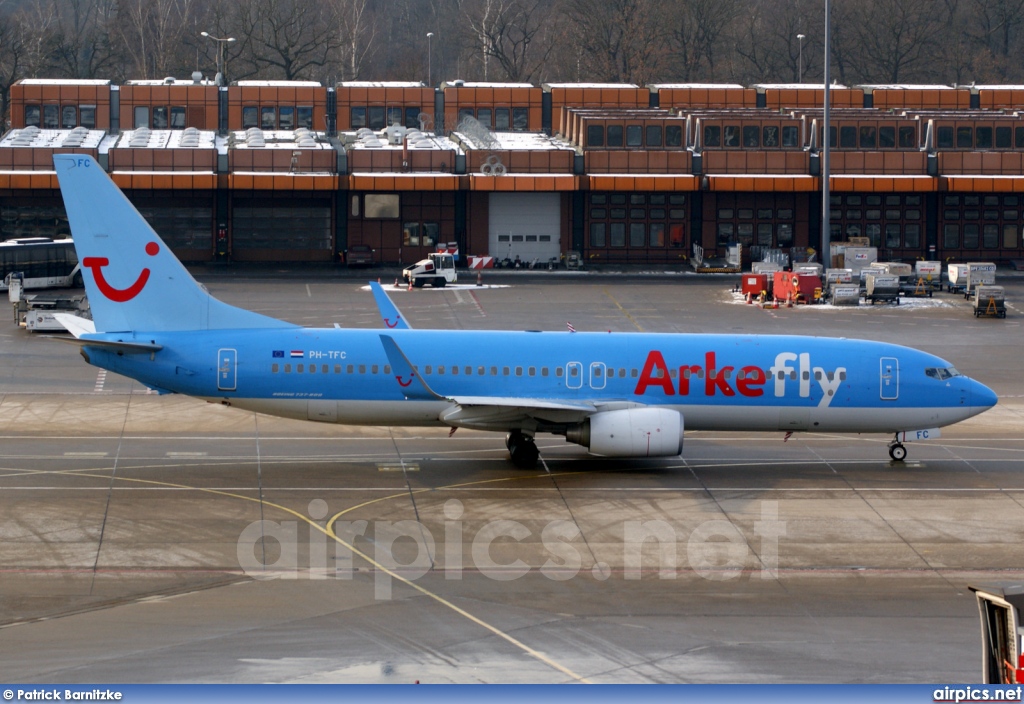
[972,379,999,409]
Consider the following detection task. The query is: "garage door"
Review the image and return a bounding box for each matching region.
[488,193,560,262]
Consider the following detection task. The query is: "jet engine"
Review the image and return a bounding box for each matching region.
[564,408,683,457]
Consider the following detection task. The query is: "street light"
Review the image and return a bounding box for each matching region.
[797,34,805,83]
[201,31,236,86]
[427,32,435,87]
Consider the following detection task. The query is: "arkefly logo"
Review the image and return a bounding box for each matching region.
[83,242,159,302]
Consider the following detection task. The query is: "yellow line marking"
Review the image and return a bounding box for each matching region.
[603,288,644,332]
[43,467,591,684]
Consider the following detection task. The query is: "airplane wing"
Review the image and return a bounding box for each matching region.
[369,281,411,330]
[53,313,96,338]
[379,334,601,429]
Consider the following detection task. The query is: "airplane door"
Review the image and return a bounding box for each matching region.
[218,348,237,391]
[589,362,606,390]
[566,361,583,389]
[880,357,898,400]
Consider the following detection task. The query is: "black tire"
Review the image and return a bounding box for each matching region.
[889,444,907,461]
[433,278,446,288]
[413,278,425,288]
[73,271,84,288]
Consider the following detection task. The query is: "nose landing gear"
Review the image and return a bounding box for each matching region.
[888,437,907,462]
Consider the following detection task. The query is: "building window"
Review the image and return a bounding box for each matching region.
[590,222,606,247]
[587,125,604,147]
[133,106,149,129]
[512,107,528,130]
[943,224,959,248]
[261,107,277,130]
[351,107,367,129]
[495,108,510,130]
[899,126,917,148]
[405,107,421,128]
[650,223,665,247]
[243,106,258,128]
[25,105,40,127]
[610,223,626,247]
[782,125,799,147]
[364,194,400,219]
[625,125,643,147]
[170,106,186,129]
[61,106,77,129]
[368,106,385,129]
[646,125,662,147]
[743,125,759,147]
[279,106,295,130]
[387,107,403,126]
[703,125,720,147]
[80,105,96,129]
[607,125,623,147]
[153,106,168,129]
[665,125,682,147]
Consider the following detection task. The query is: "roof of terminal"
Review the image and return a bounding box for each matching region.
[542,82,641,89]
[17,78,111,86]
[230,128,332,150]
[452,130,574,151]
[442,81,534,88]
[0,126,105,149]
[338,81,426,88]
[124,78,217,86]
[649,83,747,90]
[233,80,322,87]
[113,128,216,149]
[343,126,458,151]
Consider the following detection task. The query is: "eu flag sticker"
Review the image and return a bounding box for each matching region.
[272,350,284,358]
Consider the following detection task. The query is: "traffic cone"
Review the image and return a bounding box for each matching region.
[407,278,413,291]
[394,278,398,287]
[745,292,752,304]
[476,271,482,287]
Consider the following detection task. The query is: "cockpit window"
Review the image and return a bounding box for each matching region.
[925,367,961,380]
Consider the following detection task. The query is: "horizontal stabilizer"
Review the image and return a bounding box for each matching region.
[370,282,411,330]
[43,336,163,354]
[52,313,96,338]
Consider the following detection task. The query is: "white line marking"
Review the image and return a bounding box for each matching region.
[166,452,208,457]
[305,284,312,298]
[63,452,109,457]
[93,370,106,393]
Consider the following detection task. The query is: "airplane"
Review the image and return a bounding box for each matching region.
[50,154,997,468]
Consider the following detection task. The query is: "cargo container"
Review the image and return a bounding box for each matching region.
[840,247,878,274]
[741,273,768,297]
[865,273,900,304]
[773,271,821,304]
[752,261,782,276]
[964,262,997,298]
[830,284,861,306]
[947,263,970,293]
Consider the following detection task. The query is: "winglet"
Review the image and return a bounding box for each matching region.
[53,313,96,339]
[370,281,411,330]
[379,334,442,400]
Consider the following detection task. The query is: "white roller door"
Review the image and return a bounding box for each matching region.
[488,193,561,262]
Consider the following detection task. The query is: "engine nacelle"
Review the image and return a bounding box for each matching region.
[565,408,684,457]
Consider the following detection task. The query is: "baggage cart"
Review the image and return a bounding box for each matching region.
[973,286,1006,318]
[865,273,900,304]
[751,261,782,276]
[914,260,943,292]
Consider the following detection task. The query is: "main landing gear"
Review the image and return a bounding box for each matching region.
[506,431,540,469]
[888,436,907,462]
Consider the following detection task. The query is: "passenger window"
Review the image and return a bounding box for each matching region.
[425,365,433,374]
[569,367,578,377]
[528,367,536,376]
[490,367,497,375]
[285,364,291,373]
[297,364,304,373]
[503,367,510,375]
[272,364,279,373]
[309,365,316,373]
[371,365,378,374]
[346,364,353,373]
[542,368,549,377]
[359,365,366,374]
[515,367,523,376]
[478,366,485,375]
[556,367,563,377]
[452,366,459,375]
[464,366,471,375]
[334,365,341,374]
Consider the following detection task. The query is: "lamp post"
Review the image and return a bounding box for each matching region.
[201,31,236,86]
[427,32,435,87]
[821,1,831,262]
[797,34,805,83]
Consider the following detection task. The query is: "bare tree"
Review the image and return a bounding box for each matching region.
[334,0,378,81]
[667,0,742,82]
[562,0,667,83]
[238,0,342,81]
[40,0,121,79]
[117,0,199,80]
[461,0,554,82]
[849,0,948,83]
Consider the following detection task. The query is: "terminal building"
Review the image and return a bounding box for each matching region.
[3,77,1024,266]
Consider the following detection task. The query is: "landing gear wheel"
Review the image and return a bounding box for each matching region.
[506,431,540,469]
[888,443,907,461]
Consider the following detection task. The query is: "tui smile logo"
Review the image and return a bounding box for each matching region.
[83,242,159,302]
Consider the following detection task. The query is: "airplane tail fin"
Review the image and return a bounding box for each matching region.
[54,154,296,333]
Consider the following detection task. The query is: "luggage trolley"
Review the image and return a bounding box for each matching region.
[969,583,1024,684]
